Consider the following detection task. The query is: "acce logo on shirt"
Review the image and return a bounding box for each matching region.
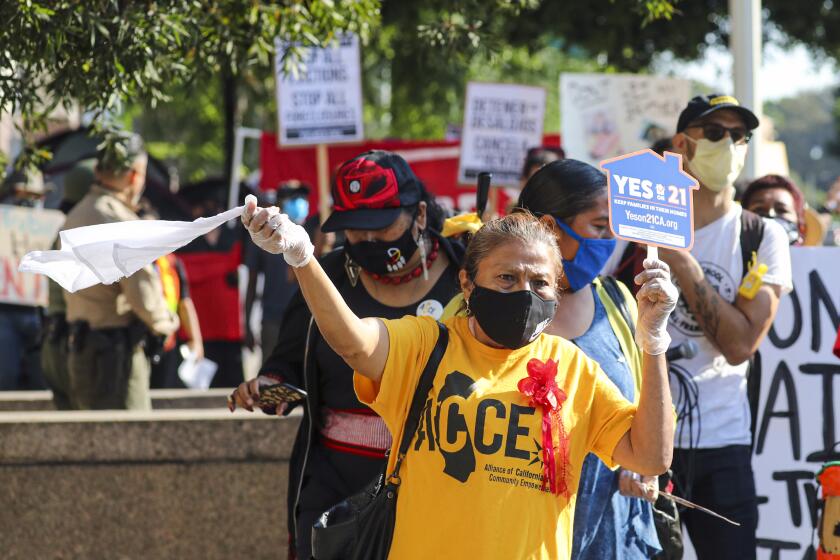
[412,370,546,487]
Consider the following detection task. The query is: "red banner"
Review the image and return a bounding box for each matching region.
[259,133,561,216]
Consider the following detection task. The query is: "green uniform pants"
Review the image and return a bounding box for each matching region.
[68,328,151,410]
[41,336,72,410]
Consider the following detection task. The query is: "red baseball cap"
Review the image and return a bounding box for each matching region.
[321,150,422,232]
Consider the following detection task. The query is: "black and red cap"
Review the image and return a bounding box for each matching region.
[321,150,422,232]
[676,93,760,133]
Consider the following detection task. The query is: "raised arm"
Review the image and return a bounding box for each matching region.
[611,258,678,475]
[241,197,390,381]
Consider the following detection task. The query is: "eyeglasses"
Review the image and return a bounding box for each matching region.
[685,123,752,145]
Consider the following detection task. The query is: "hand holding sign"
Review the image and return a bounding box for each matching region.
[600,149,693,355]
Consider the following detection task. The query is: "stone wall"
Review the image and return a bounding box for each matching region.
[0,408,300,560]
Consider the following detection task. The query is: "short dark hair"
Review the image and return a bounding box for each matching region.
[517,159,606,223]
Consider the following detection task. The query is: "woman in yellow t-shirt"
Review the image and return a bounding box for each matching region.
[236,202,678,560]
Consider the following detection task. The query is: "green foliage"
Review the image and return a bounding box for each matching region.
[0,0,380,177]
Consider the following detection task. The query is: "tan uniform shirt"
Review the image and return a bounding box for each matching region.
[63,185,179,335]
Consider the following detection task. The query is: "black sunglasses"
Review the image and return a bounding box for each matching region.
[685,122,752,145]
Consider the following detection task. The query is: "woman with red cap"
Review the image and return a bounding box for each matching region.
[229,151,463,559]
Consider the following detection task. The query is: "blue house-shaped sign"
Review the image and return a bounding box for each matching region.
[600,149,699,251]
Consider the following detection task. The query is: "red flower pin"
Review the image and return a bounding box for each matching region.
[518,358,567,410]
[518,358,570,497]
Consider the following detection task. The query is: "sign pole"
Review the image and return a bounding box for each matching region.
[316,143,330,224]
[647,245,658,261]
[486,186,498,221]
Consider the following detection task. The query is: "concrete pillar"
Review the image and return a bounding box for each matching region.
[730,0,762,180]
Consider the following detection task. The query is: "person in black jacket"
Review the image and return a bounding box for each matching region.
[229,151,463,559]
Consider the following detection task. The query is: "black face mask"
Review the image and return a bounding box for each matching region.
[468,285,557,349]
[345,224,419,275]
[772,217,800,246]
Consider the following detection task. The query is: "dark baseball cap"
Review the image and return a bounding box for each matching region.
[321,150,422,232]
[676,94,760,133]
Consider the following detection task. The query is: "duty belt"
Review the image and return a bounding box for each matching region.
[319,408,392,458]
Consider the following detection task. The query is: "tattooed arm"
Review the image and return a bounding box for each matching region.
[660,249,781,365]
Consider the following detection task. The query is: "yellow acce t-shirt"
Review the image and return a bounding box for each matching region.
[354,315,637,560]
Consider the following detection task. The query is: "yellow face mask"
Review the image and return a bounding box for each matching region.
[686,136,748,192]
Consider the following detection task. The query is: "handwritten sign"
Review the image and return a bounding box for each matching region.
[750,247,840,559]
[560,73,690,166]
[600,150,698,250]
[680,248,840,560]
[458,82,546,187]
[274,33,364,146]
[0,205,64,306]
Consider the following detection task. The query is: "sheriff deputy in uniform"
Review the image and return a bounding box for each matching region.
[62,133,179,410]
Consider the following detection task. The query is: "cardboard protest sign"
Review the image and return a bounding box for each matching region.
[274,33,364,146]
[600,150,698,251]
[0,205,64,306]
[458,82,546,187]
[560,73,689,166]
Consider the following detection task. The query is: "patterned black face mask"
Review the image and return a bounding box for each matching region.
[345,223,418,275]
[468,285,557,349]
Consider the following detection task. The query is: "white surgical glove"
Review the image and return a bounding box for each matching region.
[241,194,314,268]
[633,258,678,355]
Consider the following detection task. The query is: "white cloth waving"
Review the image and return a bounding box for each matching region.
[19,204,245,293]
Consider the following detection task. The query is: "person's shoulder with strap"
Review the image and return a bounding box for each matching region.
[354,315,441,429]
[594,276,642,393]
[743,207,793,295]
[739,207,765,280]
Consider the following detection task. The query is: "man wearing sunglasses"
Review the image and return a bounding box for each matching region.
[658,94,793,559]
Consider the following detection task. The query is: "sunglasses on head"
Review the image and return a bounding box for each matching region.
[685,122,752,145]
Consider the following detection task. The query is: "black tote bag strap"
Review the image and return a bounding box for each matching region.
[397,321,449,459]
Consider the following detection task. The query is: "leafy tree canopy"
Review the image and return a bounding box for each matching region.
[0,0,379,174]
[5,0,840,182]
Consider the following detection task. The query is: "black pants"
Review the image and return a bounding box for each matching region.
[205,340,244,388]
[294,443,385,560]
[671,445,758,560]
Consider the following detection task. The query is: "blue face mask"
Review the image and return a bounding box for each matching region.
[554,218,617,292]
[283,197,310,225]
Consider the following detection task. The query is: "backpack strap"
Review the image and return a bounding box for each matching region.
[596,276,643,397]
[739,208,766,449]
[739,208,766,280]
[395,322,450,461]
[600,275,636,338]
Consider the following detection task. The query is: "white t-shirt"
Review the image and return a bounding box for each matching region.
[668,204,792,449]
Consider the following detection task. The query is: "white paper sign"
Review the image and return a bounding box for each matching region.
[0,205,64,306]
[560,73,690,166]
[458,82,546,187]
[274,33,364,146]
[752,247,839,559]
[683,247,840,559]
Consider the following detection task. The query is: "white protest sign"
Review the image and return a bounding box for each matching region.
[560,73,690,167]
[0,205,64,306]
[274,33,364,146]
[682,247,840,559]
[458,82,546,187]
[752,247,839,559]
